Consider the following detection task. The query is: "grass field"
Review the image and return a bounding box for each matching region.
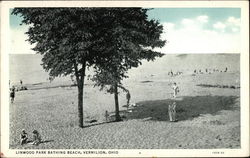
[9,54,240,149]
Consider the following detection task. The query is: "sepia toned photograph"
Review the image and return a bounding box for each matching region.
[1,1,249,157]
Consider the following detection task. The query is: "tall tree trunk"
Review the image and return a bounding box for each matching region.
[74,60,86,128]
[114,83,122,121]
[78,84,84,128]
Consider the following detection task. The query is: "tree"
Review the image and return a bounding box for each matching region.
[12,8,166,126]
[92,8,166,121]
[12,8,107,128]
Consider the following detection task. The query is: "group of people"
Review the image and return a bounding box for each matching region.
[16,79,179,148]
[168,70,183,77]
[10,80,42,146]
[104,83,180,123]
[9,80,25,103]
[168,67,229,77]
[20,129,42,146]
[194,67,228,74]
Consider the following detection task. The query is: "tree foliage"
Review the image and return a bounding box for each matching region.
[12,8,166,125]
[92,8,165,91]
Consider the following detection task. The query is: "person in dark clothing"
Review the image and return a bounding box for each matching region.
[10,86,15,103]
[126,91,131,110]
[32,130,42,145]
[20,129,28,145]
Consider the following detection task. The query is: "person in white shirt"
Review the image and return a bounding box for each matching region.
[168,101,177,122]
[172,82,179,98]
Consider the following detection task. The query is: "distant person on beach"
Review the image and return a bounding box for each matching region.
[10,86,15,103]
[224,67,228,72]
[32,130,42,145]
[168,101,177,122]
[172,82,179,98]
[20,80,23,85]
[20,129,28,145]
[170,70,173,77]
[105,110,109,122]
[126,90,131,109]
[49,76,53,83]
[176,71,182,76]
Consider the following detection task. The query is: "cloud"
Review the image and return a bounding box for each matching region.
[180,18,202,32]
[212,16,240,33]
[162,22,175,31]
[227,16,240,26]
[213,22,226,30]
[180,16,209,32]
[197,15,208,23]
[157,16,240,54]
[232,27,239,32]
[10,15,240,55]
[181,18,194,25]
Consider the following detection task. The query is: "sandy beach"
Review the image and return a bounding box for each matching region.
[9,54,240,149]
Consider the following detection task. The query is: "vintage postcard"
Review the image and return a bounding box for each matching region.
[1,0,249,157]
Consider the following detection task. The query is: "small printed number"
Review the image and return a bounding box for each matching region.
[212,151,224,154]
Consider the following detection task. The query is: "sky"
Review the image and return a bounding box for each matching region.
[10,8,241,54]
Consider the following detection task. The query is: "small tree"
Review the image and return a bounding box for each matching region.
[92,8,166,121]
[92,66,128,121]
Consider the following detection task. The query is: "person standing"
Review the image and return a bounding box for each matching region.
[105,110,109,122]
[169,82,179,122]
[10,86,15,103]
[168,101,177,122]
[126,90,131,110]
[172,82,179,98]
[170,70,173,77]
[224,67,228,72]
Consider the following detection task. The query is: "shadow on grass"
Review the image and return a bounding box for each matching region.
[25,140,54,144]
[83,120,119,128]
[197,84,240,89]
[9,140,55,148]
[41,140,54,144]
[126,95,239,121]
